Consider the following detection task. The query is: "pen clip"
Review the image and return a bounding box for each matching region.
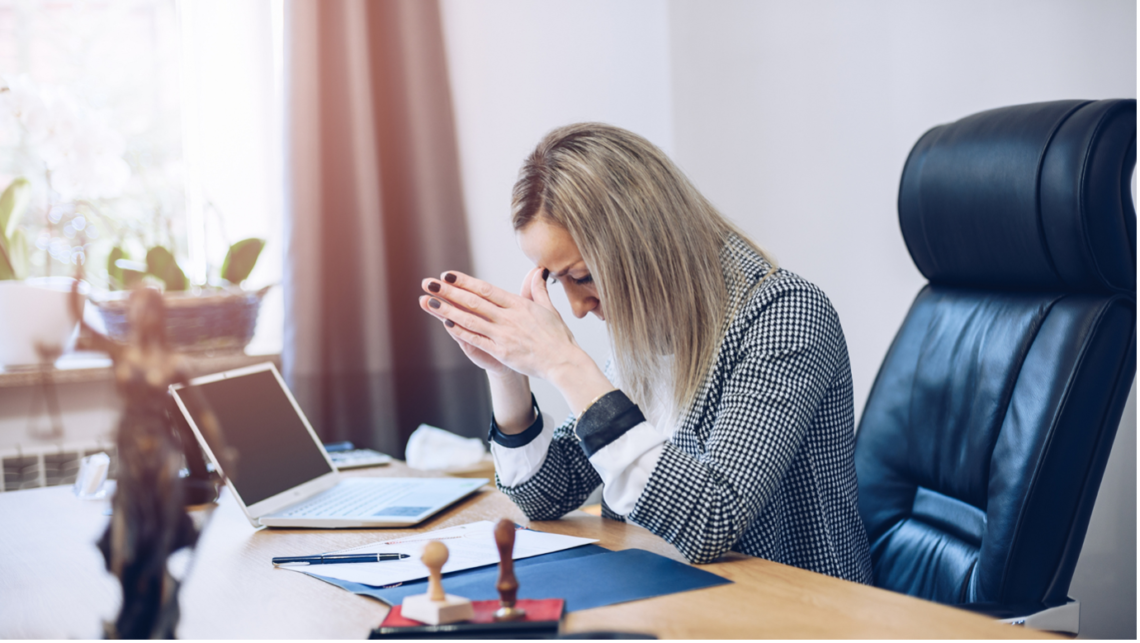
[272,558,313,566]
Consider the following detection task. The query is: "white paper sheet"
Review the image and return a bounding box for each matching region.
[275,521,597,587]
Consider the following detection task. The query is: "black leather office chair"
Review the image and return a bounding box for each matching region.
[854,99,1136,634]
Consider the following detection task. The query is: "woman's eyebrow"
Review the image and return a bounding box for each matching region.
[551,262,586,279]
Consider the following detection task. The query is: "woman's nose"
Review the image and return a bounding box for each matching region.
[568,290,599,319]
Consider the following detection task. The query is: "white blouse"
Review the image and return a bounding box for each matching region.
[490,365,676,517]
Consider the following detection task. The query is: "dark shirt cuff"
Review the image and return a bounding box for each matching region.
[488,394,543,448]
[575,390,646,457]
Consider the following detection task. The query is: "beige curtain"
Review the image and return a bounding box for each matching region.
[284,0,489,456]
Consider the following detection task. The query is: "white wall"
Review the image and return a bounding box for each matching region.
[668,1,1134,638]
[440,0,673,422]
[669,0,1136,424]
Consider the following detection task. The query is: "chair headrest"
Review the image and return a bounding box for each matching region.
[898,99,1136,293]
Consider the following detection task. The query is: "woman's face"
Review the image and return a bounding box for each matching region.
[517,218,604,321]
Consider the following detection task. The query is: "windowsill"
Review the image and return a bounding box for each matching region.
[0,283,286,389]
[0,349,282,388]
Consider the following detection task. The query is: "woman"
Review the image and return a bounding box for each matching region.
[418,123,871,582]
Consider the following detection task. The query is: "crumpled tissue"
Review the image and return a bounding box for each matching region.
[405,423,487,471]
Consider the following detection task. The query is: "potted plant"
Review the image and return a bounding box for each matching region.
[93,238,270,354]
[0,75,136,366]
[0,177,89,367]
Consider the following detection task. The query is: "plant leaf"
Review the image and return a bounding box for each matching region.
[0,241,15,280]
[221,237,264,285]
[108,247,146,290]
[145,245,174,277]
[8,228,27,280]
[0,177,32,279]
[0,177,31,241]
[146,246,188,291]
[108,246,126,290]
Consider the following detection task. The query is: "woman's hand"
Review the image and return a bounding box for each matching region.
[420,267,616,417]
[431,309,515,378]
[419,301,513,378]
[418,267,589,383]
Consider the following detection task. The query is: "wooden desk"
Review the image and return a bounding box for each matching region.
[0,463,1056,639]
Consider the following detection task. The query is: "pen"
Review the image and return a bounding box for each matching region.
[272,552,410,566]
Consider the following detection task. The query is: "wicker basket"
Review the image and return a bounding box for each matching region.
[93,286,270,354]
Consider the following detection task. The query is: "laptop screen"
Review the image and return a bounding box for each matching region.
[176,368,334,506]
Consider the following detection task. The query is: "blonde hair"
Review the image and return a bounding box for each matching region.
[511,123,776,413]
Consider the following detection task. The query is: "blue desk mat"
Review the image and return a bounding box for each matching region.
[305,544,731,612]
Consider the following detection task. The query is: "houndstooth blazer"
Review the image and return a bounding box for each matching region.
[494,234,873,583]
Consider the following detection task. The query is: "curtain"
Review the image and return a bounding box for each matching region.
[284,0,490,457]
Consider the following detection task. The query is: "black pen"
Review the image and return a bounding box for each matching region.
[272,552,410,566]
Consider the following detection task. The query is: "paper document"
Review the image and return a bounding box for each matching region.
[276,521,596,587]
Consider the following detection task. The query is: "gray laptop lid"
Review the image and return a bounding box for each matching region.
[174,365,335,507]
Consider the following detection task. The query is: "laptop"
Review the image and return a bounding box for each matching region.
[169,362,487,529]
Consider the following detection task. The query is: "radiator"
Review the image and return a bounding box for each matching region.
[0,445,118,492]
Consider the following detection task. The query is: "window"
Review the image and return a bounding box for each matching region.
[0,0,283,352]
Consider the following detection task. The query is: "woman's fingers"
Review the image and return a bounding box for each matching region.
[439,312,497,355]
[422,277,503,322]
[420,297,492,354]
[418,296,452,324]
[421,296,514,375]
[420,293,497,339]
[437,271,517,308]
[528,267,556,311]
[519,266,540,301]
[418,269,577,381]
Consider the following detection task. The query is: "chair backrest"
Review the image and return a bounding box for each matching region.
[855,99,1136,608]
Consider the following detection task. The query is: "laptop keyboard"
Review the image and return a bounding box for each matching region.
[327,448,392,470]
[280,480,417,518]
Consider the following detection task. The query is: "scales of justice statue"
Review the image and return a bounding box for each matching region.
[69,280,232,639]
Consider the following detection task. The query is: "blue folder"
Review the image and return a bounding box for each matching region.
[305,544,732,612]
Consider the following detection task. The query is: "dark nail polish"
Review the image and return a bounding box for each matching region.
[429,298,441,309]
[428,281,440,293]
[445,320,455,328]
[542,268,550,281]
[444,272,457,283]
